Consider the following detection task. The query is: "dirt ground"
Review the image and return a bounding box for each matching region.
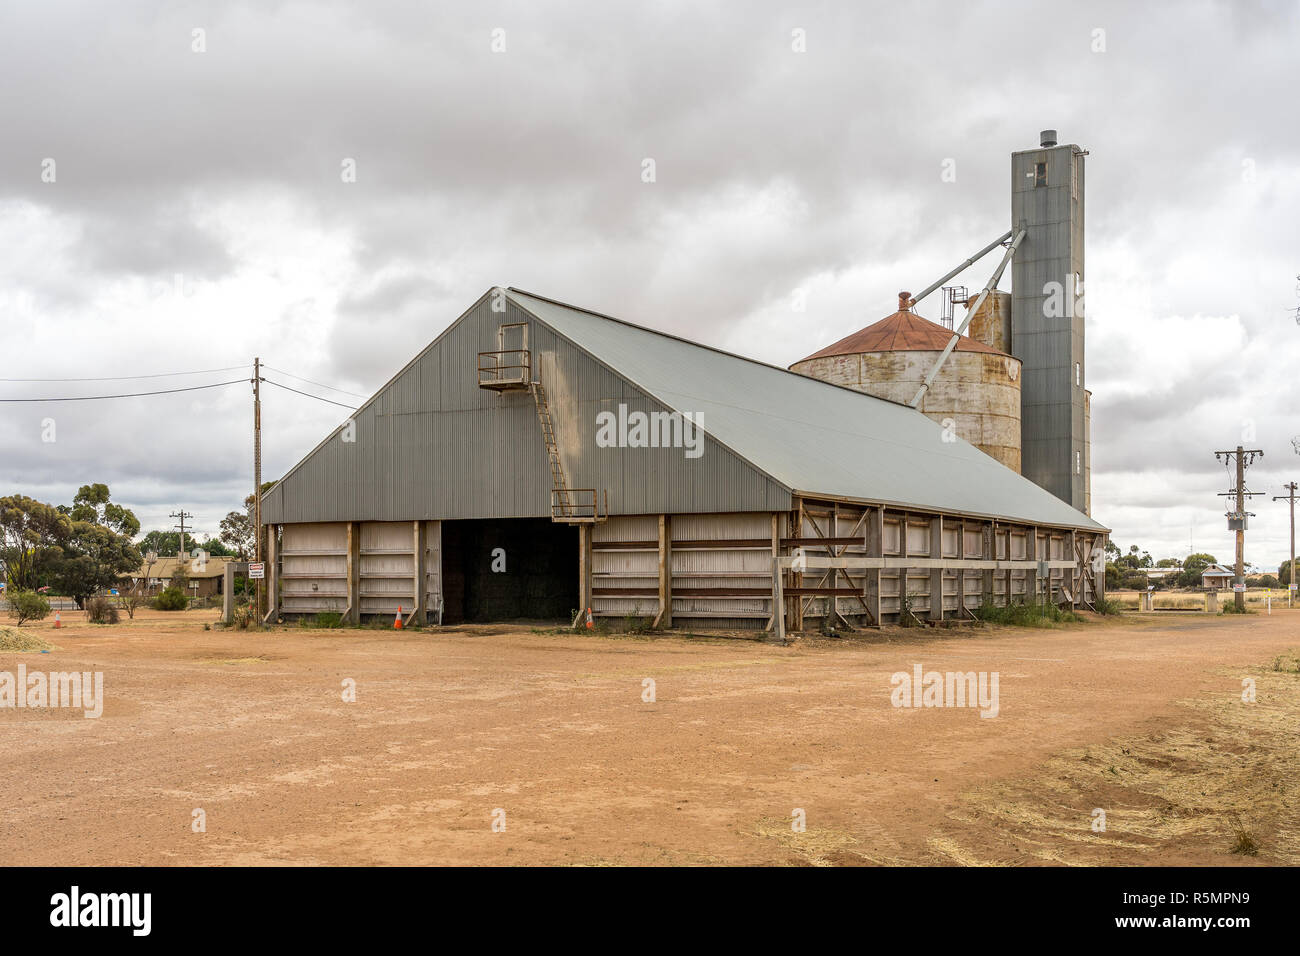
[2,606,1297,866]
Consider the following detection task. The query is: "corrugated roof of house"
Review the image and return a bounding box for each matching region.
[120,556,229,580]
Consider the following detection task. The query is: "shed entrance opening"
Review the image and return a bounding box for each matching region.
[440,518,578,623]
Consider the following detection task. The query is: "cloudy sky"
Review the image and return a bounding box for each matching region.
[2,0,1298,568]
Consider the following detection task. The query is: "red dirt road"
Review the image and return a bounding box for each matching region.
[2,608,1297,865]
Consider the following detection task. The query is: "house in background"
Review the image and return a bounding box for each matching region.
[1200,563,1235,590]
[119,554,229,599]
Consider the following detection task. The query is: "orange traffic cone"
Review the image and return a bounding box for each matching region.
[584,607,593,629]
[54,611,61,629]
[394,606,403,630]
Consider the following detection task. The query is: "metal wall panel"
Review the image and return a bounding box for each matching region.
[263,291,790,525]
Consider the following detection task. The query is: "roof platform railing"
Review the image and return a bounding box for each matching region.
[551,488,606,524]
[478,349,532,390]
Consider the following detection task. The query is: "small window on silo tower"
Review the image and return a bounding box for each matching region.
[1034,161,1047,187]
[1076,450,1082,475]
[1075,362,1081,386]
[1071,157,1079,199]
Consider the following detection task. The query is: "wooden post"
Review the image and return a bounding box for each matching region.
[792,498,804,633]
[222,561,237,624]
[654,514,673,628]
[765,512,780,633]
[263,524,278,623]
[929,515,943,623]
[578,524,593,614]
[1026,526,1038,606]
[413,520,426,625]
[346,521,360,625]
[866,506,883,626]
[983,521,995,607]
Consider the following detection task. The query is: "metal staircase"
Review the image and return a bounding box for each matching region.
[479,326,603,524]
[529,380,602,523]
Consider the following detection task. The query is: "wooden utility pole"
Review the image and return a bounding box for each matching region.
[253,357,263,619]
[169,509,193,559]
[1274,481,1298,608]
[1215,445,1263,610]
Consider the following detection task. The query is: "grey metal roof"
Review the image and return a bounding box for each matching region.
[509,288,1107,532]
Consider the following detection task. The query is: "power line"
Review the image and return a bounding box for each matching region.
[0,379,249,403]
[0,365,249,383]
[261,377,358,410]
[262,365,368,400]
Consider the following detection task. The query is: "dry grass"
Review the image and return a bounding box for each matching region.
[754,817,862,866]
[932,658,1300,865]
[0,627,56,652]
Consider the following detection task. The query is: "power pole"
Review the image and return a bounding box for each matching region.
[1274,481,1298,607]
[253,356,263,620]
[169,509,193,559]
[1215,445,1263,610]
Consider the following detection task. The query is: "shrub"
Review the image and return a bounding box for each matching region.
[1257,574,1279,590]
[6,590,51,627]
[974,601,1082,627]
[153,586,188,611]
[231,604,254,630]
[1119,572,1150,591]
[308,611,343,629]
[1094,597,1125,616]
[85,595,120,624]
[1220,601,1252,615]
[1269,651,1300,674]
[1229,815,1259,856]
[117,591,147,619]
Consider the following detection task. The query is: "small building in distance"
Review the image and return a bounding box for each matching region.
[1200,564,1235,590]
[119,554,229,599]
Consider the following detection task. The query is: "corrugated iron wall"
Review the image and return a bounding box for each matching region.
[262,292,790,525]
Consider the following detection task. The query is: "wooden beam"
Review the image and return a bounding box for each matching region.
[767,513,780,633]
[653,514,672,628]
[413,520,426,626]
[578,524,593,613]
[793,498,804,633]
[983,522,995,607]
[346,521,360,624]
[929,515,944,623]
[263,524,279,623]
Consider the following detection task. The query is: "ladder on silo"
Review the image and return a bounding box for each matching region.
[530,380,601,523]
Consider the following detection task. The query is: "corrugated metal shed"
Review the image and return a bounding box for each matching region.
[508,289,1106,532]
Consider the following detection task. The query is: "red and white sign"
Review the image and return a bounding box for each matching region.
[248,562,265,580]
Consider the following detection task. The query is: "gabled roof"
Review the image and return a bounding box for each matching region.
[119,556,229,580]
[507,289,1106,532]
[795,293,1005,364]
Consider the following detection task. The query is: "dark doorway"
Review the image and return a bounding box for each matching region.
[441,518,578,623]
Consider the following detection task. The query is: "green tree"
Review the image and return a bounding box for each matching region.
[219,481,276,560]
[1156,557,1181,568]
[137,529,187,557]
[218,511,253,560]
[1280,559,1293,587]
[50,520,142,608]
[1179,553,1218,588]
[69,483,140,537]
[0,495,72,590]
[196,536,233,557]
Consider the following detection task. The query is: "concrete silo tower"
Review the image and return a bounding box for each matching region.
[1011,130,1091,514]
